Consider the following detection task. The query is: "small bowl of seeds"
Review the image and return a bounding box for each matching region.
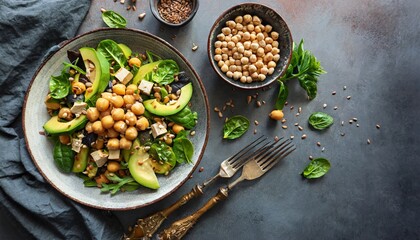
[150,0,199,27]
[208,3,293,89]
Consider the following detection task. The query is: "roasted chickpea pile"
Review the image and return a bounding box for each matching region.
[213,14,281,83]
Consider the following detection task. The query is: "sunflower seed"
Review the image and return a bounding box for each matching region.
[290,135,294,140]
[301,134,307,139]
[334,106,338,110]
[367,139,371,144]
[316,142,321,147]
[323,103,327,108]
[138,12,146,19]
[332,91,336,95]
[282,125,288,129]
[309,155,313,160]
[298,126,303,131]
[376,124,381,129]
[347,95,351,100]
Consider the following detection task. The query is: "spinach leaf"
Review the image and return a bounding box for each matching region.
[302,158,331,179]
[166,106,197,129]
[223,115,250,139]
[278,39,326,100]
[150,60,179,85]
[53,141,75,173]
[173,130,194,164]
[101,10,127,28]
[49,70,70,99]
[308,112,334,130]
[275,81,288,110]
[149,141,177,166]
[97,39,127,70]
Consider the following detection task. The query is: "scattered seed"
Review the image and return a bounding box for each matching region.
[138,12,146,19]
[262,100,266,105]
[294,123,299,126]
[298,107,302,113]
[352,118,358,121]
[189,175,193,179]
[100,8,107,13]
[321,147,325,152]
[281,119,287,123]
[247,95,252,104]
[290,106,294,110]
[256,101,262,107]
[282,125,288,129]
[340,132,345,136]
[190,131,196,136]
[341,121,344,126]
[192,43,198,51]
[222,105,227,111]
[254,120,259,126]
[316,142,321,147]
[120,0,125,3]
[199,167,204,172]
[356,124,360,127]
[285,101,288,106]
[376,124,381,129]
[332,91,336,95]
[347,95,351,100]
[214,107,220,112]
[309,155,313,160]
[323,103,327,108]
[301,134,307,139]
[367,139,371,144]
[39,131,45,135]
[334,106,338,110]
[127,5,131,10]
[349,120,353,124]
[274,136,279,141]
[296,113,300,117]
[254,129,257,134]
[218,111,223,118]
[290,135,294,140]
[298,126,303,131]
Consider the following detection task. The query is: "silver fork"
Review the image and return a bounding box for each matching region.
[123,136,270,239]
[158,139,296,240]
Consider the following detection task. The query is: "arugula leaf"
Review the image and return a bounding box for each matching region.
[275,81,288,110]
[278,39,326,100]
[101,173,140,195]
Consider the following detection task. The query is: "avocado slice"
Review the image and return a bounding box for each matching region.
[118,43,132,59]
[150,160,175,175]
[43,115,88,136]
[143,82,193,116]
[72,147,90,173]
[132,60,162,85]
[79,47,110,102]
[128,139,159,189]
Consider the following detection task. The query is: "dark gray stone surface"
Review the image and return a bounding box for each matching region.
[1,0,419,239]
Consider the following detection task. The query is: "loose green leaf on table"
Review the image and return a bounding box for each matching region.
[275,81,288,110]
[223,115,250,139]
[308,112,334,130]
[302,158,331,179]
[102,10,127,28]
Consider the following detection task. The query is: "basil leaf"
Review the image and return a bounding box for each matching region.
[302,158,331,179]
[166,106,197,129]
[97,39,127,70]
[49,70,70,99]
[173,131,194,164]
[308,112,334,130]
[223,115,250,139]
[150,60,179,85]
[275,81,288,110]
[102,10,127,28]
[53,141,75,173]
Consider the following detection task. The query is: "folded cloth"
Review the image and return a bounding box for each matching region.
[0,1,123,239]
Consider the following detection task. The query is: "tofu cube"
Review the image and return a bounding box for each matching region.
[90,150,109,167]
[115,67,133,85]
[108,149,120,160]
[71,138,83,153]
[70,102,87,115]
[151,122,167,138]
[138,80,154,95]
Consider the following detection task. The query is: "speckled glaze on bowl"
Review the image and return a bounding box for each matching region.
[22,28,209,210]
[150,0,199,27]
[208,3,293,89]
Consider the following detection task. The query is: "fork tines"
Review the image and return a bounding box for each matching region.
[254,139,296,171]
[227,135,269,168]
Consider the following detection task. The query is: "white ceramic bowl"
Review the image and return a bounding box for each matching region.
[23,28,209,210]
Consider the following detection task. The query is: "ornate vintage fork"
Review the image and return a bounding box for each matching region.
[123,135,270,239]
[157,139,296,240]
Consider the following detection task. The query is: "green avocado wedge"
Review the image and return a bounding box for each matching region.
[143,82,193,116]
[128,139,160,190]
[43,115,88,136]
[79,47,110,103]
[132,60,162,85]
[72,147,90,173]
[118,43,132,59]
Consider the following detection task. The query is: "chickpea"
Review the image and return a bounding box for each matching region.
[136,116,149,131]
[258,74,266,81]
[233,71,242,80]
[225,71,233,78]
[256,33,265,41]
[257,47,265,57]
[96,98,110,112]
[246,76,253,83]
[224,35,232,42]
[243,50,252,57]
[107,128,120,138]
[268,67,275,75]
[251,72,259,80]
[243,14,252,24]
[247,24,255,32]
[107,161,121,173]
[221,64,229,73]
[240,76,247,83]
[119,137,132,150]
[265,24,273,33]
[123,95,135,106]
[131,102,145,115]
[110,108,124,121]
[271,48,280,55]
[250,33,257,41]
[243,32,251,41]
[59,135,70,145]
[231,36,239,43]
[125,126,138,140]
[237,45,245,54]
[86,107,99,122]
[269,109,284,120]
[243,41,251,49]
[272,41,279,48]
[215,47,222,55]
[101,115,114,129]
[271,31,279,40]
[128,57,141,67]
[227,41,235,49]
[249,54,257,63]
[114,120,127,134]
[95,174,110,186]
[226,20,236,29]
[217,33,225,41]
[258,40,266,48]
[94,138,105,150]
[85,122,93,133]
[218,60,225,68]
[172,124,184,134]
[229,65,237,72]
[127,84,138,93]
[235,23,244,31]
[107,138,120,150]
[221,47,229,54]
[235,15,243,23]
[254,25,262,33]
[124,112,137,126]
[112,84,126,95]
[250,42,259,51]
[99,108,111,119]
[58,108,73,121]
[260,67,269,75]
[265,44,273,53]
[273,54,280,62]
[165,137,173,145]
[252,16,261,25]
[92,121,105,134]
[267,61,276,69]
[264,52,274,62]
[265,37,274,44]
[214,54,222,62]
[242,70,249,77]
[222,27,231,35]
[72,82,86,95]
[214,41,222,48]
[255,61,264,69]
[101,92,113,101]
[110,95,124,108]
[222,41,228,48]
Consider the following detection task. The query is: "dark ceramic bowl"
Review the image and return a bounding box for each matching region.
[150,0,199,27]
[208,3,293,89]
[22,28,210,210]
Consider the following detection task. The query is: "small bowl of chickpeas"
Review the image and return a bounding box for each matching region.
[208,3,293,89]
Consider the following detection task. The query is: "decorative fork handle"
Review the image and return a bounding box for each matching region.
[124,184,204,239]
[158,187,229,240]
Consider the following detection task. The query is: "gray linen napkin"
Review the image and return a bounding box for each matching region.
[0,1,123,239]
